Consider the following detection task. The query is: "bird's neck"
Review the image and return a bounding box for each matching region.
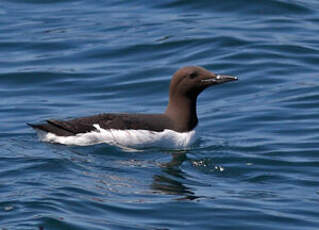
[165,95,198,132]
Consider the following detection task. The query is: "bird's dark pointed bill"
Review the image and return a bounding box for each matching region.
[201,75,238,84]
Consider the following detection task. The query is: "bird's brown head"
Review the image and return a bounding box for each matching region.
[168,66,238,100]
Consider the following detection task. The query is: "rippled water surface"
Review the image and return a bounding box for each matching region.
[1,0,319,229]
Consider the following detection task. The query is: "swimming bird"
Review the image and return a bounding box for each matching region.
[28,66,237,148]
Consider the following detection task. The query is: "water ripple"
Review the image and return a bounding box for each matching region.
[2,0,319,229]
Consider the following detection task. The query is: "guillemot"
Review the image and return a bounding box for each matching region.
[28,66,237,148]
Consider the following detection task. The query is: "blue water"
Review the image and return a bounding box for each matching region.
[1,0,319,229]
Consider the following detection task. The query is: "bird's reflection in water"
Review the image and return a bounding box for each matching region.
[151,151,201,201]
[73,146,203,201]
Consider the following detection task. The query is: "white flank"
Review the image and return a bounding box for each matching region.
[36,124,197,149]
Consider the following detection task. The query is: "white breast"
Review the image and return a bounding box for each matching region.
[36,124,197,150]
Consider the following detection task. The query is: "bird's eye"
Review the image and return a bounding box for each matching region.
[189,72,198,79]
